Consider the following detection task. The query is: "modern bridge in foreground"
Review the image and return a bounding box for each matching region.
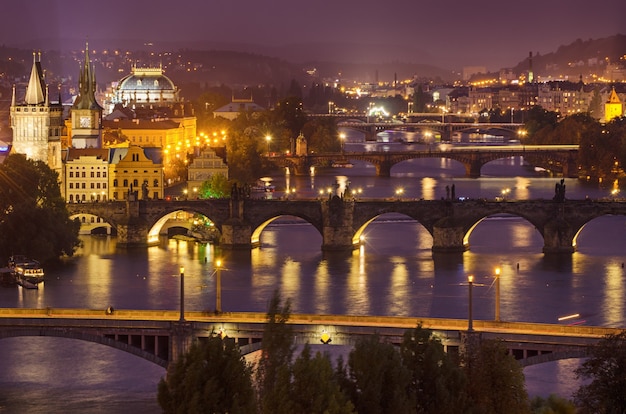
[0,308,620,368]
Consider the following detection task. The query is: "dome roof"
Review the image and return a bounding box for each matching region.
[117,66,176,92]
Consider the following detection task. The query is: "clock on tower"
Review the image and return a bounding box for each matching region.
[79,116,91,128]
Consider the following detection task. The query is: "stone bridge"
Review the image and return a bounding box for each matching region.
[67,198,626,253]
[268,145,578,177]
[0,308,619,369]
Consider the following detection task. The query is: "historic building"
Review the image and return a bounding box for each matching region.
[110,65,179,109]
[186,148,229,197]
[63,148,109,202]
[68,44,103,149]
[109,146,164,201]
[213,97,265,120]
[605,87,624,123]
[10,52,64,176]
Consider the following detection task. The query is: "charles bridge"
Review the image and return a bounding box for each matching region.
[67,196,626,254]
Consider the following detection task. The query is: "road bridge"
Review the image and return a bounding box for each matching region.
[66,197,625,253]
[0,308,619,368]
[268,145,578,177]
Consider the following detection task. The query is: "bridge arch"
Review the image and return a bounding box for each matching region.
[463,213,543,251]
[353,212,433,248]
[0,329,168,368]
[70,213,116,235]
[250,214,323,248]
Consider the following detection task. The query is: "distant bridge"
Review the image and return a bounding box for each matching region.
[0,308,619,368]
[268,145,578,177]
[67,198,626,252]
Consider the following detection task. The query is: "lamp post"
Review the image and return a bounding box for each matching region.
[265,135,271,155]
[179,266,185,321]
[495,267,501,322]
[215,258,222,313]
[468,275,474,332]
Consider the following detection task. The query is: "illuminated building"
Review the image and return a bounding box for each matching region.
[111,65,179,108]
[69,43,103,149]
[604,87,623,123]
[10,52,64,176]
[63,148,109,202]
[109,146,164,201]
[213,97,265,120]
[186,148,229,197]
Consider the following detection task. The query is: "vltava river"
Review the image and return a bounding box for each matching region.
[0,146,624,412]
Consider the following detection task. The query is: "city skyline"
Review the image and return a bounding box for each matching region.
[1,0,624,71]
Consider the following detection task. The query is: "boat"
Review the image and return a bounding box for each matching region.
[8,255,44,289]
[332,161,354,168]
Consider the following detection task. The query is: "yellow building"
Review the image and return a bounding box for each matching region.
[109,146,164,200]
[605,87,623,123]
[187,148,229,197]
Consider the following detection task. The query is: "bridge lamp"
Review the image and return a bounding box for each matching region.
[265,135,272,155]
[494,267,501,322]
[339,133,346,152]
[179,266,185,321]
[320,329,332,344]
[215,259,223,313]
[467,275,474,332]
[395,187,404,198]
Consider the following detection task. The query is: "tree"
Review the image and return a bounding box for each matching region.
[400,324,468,413]
[346,334,414,414]
[574,331,626,413]
[157,334,256,414]
[291,344,355,414]
[256,290,295,414]
[530,394,576,414]
[465,339,530,414]
[0,154,80,264]
[198,173,230,199]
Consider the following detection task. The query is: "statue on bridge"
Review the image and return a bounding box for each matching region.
[553,179,566,202]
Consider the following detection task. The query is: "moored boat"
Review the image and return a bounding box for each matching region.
[8,255,44,289]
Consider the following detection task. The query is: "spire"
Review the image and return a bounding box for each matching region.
[11,84,15,107]
[73,42,103,111]
[24,51,46,105]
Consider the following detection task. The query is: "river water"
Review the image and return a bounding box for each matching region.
[0,139,624,412]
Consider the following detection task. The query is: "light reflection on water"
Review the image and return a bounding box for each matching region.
[1,156,626,410]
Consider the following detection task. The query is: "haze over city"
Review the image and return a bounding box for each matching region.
[2,0,624,71]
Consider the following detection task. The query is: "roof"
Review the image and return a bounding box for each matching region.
[117,66,176,92]
[65,148,109,161]
[102,119,180,130]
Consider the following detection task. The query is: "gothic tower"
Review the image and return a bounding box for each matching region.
[70,43,103,148]
[605,87,623,123]
[10,52,64,173]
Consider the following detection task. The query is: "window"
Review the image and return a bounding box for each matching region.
[97,172,101,178]
[81,183,86,189]
[69,172,74,178]
[153,179,158,187]
[123,179,128,187]
[133,179,138,187]
[113,179,118,187]
[91,172,94,178]
[90,183,95,189]
[69,183,74,189]
[81,172,86,178]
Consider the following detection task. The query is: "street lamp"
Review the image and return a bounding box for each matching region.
[215,258,222,313]
[468,275,474,332]
[179,266,185,321]
[494,267,501,322]
[265,135,271,155]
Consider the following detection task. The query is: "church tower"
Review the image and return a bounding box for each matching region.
[10,52,64,172]
[70,43,103,148]
[604,87,623,123]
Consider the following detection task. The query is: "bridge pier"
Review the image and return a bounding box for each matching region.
[375,162,392,177]
[321,196,358,251]
[220,221,254,249]
[432,220,467,253]
[169,321,194,365]
[542,217,576,254]
[464,155,482,178]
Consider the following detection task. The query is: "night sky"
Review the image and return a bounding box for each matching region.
[1,0,624,71]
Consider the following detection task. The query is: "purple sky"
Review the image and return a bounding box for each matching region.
[2,0,624,71]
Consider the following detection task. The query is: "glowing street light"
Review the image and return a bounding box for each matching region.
[265,135,272,155]
[494,267,501,322]
[179,266,185,321]
[468,275,474,332]
[215,258,222,313]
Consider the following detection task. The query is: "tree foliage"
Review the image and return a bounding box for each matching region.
[256,290,295,414]
[0,154,80,264]
[291,344,355,414]
[346,334,414,414]
[465,339,530,414]
[157,334,256,414]
[530,394,576,414]
[198,173,230,199]
[400,324,468,413]
[574,331,626,413]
